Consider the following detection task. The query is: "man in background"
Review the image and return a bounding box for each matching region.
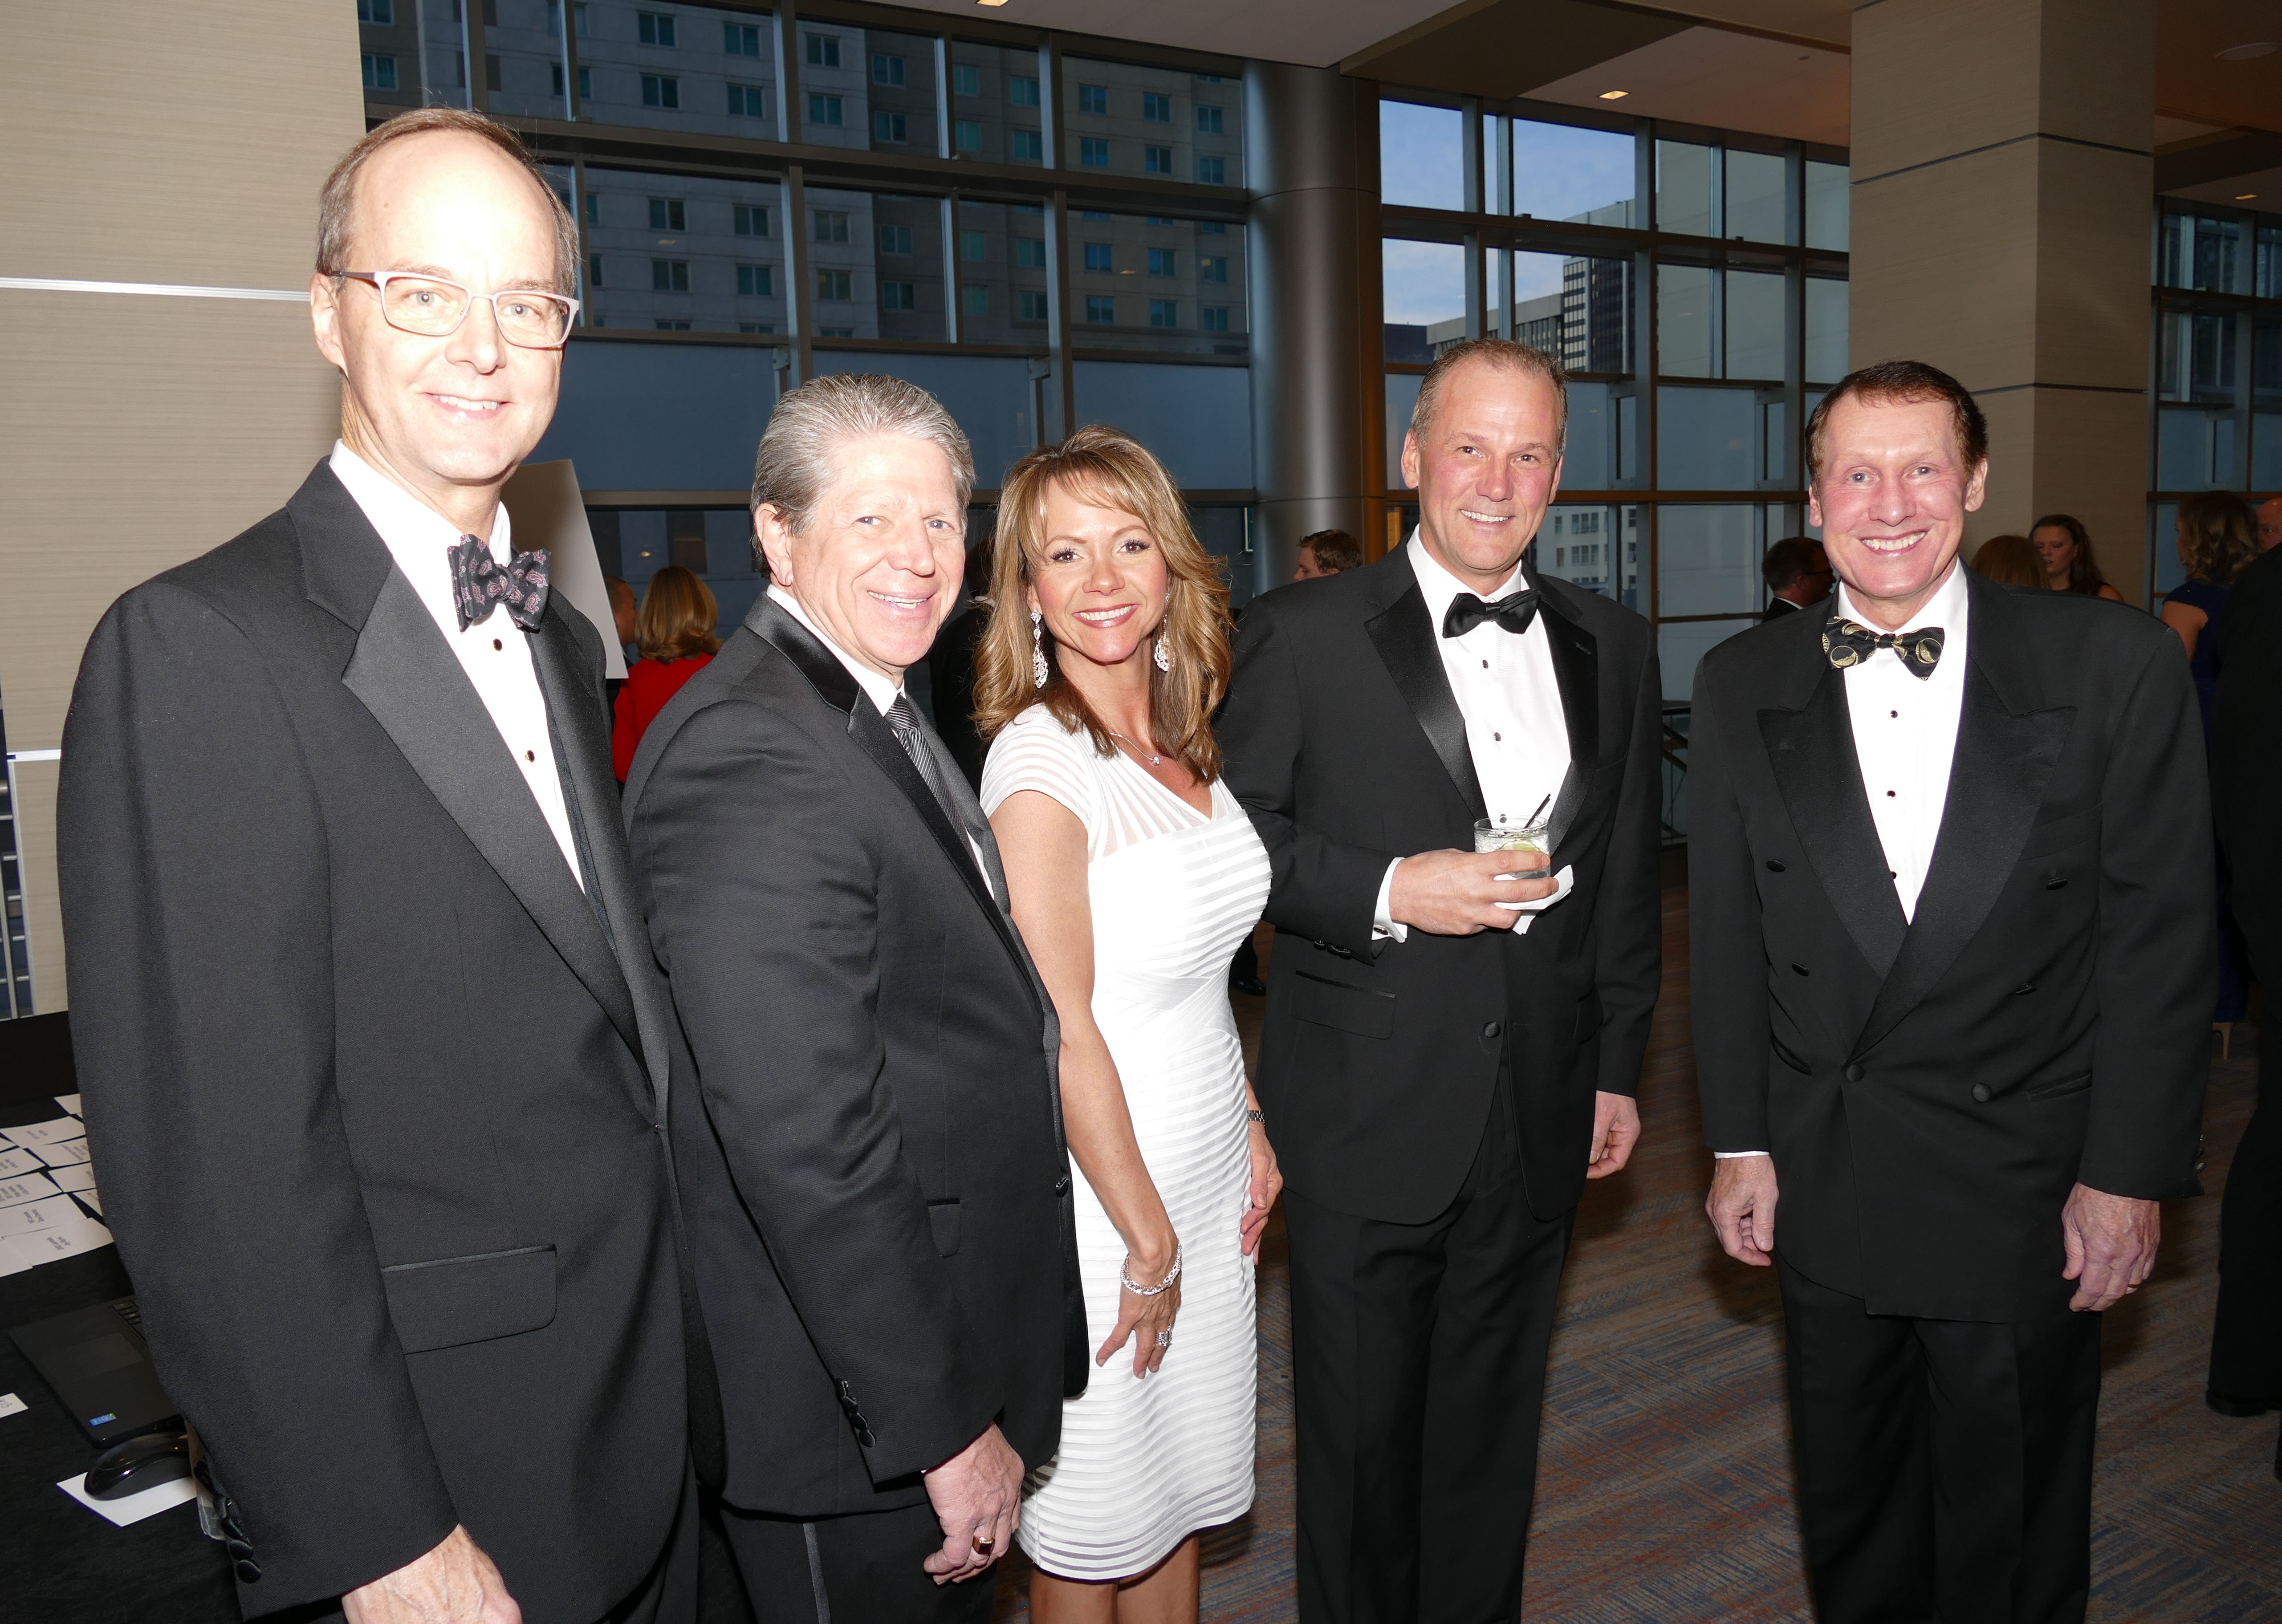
[606,573,638,712]
[1761,535,1832,620]
[2256,495,2281,553]
[1291,527,1363,581]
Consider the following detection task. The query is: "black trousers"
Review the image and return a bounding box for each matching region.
[1282,1069,1573,1624]
[717,1499,994,1624]
[2210,1007,2282,1403]
[1777,1258,2102,1624]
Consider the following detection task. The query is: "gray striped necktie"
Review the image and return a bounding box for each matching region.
[886,695,1010,912]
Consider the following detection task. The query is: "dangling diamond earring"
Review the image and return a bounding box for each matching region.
[1154,634,1172,674]
[1031,609,1050,688]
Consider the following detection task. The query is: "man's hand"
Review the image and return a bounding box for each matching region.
[1389,850,1559,936]
[1586,1092,1640,1179]
[342,1526,519,1624]
[922,1425,1024,1586]
[1706,1155,1778,1267]
[2061,1184,2161,1311]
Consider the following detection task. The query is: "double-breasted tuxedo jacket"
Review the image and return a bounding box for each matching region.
[1689,572,2212,1322]
[58,465,692,1619]
[622,594,1085,1518]
[1218,548,1665,1225]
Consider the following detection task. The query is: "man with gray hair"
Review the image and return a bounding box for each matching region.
[623,373,1083,1623]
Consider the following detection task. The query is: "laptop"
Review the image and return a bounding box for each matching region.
[10,1295,180,1444]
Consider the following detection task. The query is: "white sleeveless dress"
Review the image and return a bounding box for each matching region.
[980,705,1272,1580]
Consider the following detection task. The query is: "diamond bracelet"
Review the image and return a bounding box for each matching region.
[1120,1242,1183,1297]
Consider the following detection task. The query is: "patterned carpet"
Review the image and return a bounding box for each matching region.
[993,882,2282,1620]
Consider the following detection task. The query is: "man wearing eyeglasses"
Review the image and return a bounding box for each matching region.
[59,110,701,1624]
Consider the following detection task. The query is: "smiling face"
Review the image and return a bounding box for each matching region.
[1025,479,1170,675]
[2029,524,2078,584]
[756,433,965,682]
[1807,394,1988,630]
[309,130,564,524]
[1401,358,1565,595]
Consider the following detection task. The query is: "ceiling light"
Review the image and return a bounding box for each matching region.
[976,0,1009,7]
[2216,41,2278,60]
[1598,89,1629,100]
[2239,193,2259,200]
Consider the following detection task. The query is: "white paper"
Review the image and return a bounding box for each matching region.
[47,1162,96,1194]
[58,1470,198,1527]
[75,1190,103,1218]
[0,1197,80,1234]
[0,1171,61,1208]
[0,1392,25,1419]
[503,459,626,680]
[1499,864,1576,938]
[33,1137,91,1168]
[1,1117,80,1148]
[55,1094,83,1117]
[0,1218,114,1268]
[0,1147,40,1178]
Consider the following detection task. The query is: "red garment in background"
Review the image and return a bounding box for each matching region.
[612,654,713,782]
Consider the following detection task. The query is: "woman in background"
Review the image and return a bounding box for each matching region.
[1970,533,2045,588]
[2028,512,2125,601]
[611,564,720,782]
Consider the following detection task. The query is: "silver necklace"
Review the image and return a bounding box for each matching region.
[1108,731,1163,767]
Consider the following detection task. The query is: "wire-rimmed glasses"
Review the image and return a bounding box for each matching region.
[334,271,581,349]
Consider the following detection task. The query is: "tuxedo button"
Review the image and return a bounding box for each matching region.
[2015,983,2036,996]
[225,1538,256,1560]
[1765,859,1786,873]
[1053,1173,1071,1196]
[1971,1084,1992,1103]
[1482,1021,1501,1039]
[235,1559,263,1584]
[2045,877,2068,890]
[1791,963,1809,977]
[1843,1064,1863,1083]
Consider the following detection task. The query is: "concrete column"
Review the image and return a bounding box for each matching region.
[1849,0,2154,599]
[1245,64,1378,589]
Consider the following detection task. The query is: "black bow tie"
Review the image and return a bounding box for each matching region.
[1822,617,1944,679]
[448,535,550,632]
[1442,589,1542,640]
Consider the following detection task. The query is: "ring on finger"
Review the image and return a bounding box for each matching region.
[1155,1330,1172,1347]
[972,1532,996,1554]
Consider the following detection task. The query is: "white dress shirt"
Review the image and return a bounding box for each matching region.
[329,442,584,889]
[1373,534,1575,942]
[1718,558,1971,1159]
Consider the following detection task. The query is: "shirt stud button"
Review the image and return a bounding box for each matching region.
[525,750,536,762]
[1886,790,1896,798]
[1971,1083,1992,1103]
[493,638,503,651]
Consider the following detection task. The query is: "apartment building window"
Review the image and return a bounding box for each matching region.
[1010,130,1043,161]
[873,111,908,144]
[1078,84,1108,115]
[551,64,593,99]
[1196,105,1224,135]
[961,285,988,315]
[1201,305,1229,333]
[641,75,679,109]
[1084,243,1114,272]
[805,34,841,68]
[587,253,603,287]
[648,198,686,231]
[736,264,773,296]
[1197,156,1227,185]
[362,54,398,90]
[584,192,600,226]
[733,203,770,237]
[818,325,856,337]
[811,209,849,243]
[1015,236,1047,268]
[652,260,691,292]
[357,0,393,22]
[954,120,982,152]
[1018,291,1049,320]
[636,11,676,48]
[724,20,761,56]
[879,224,913,256]
[738,322,774,333]
[655,318,692,330]
[545,0,590,37]
[872,54,905,87]
[1143,92,1171,122]
[1200,255,1228,284]
[881,281,917,311]
[486,54,502,92]
[959,230,987,261]
[1197,220,1226,234]
[1085,295,1116,323]
[1010,76,1040,106]
[727,83,768,118]
[1147,248,1176,276]
[816,268,853,300]
[1144,146,1173,175]
[808,93,843,127]
[1080,138,1110,168]
[952,63,980,97]
[1149,300,1178,327]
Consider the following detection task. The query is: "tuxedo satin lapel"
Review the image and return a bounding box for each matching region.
[529,609,675,1104]
[1760,664,1910,978]
[1855,610,2074,1056]
[1538,594,1600,857]
[343,569,644,1062]
[1364,581,1487,820]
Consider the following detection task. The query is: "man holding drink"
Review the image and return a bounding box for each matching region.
[1219,337,1665,1623]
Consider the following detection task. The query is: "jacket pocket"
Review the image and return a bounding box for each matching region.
[2025,1071,2093,1102]
[1770,1036,1814,1076]
[1292,971,1397,1040]
[927,1199,963,1258]
[382,1244,557,1354]
[1573,990,1603,1044]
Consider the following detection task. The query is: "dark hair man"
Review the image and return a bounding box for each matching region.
[59,109,700,1623]
[1292,528,1364,581]
[1761,535,1832,620]
[1689,360,2211,1624]
[2257,495,2281,554]
[1220,337,1662,1621]
[606,573,639,647]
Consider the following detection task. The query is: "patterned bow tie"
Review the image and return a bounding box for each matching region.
[1822,617,1944,679]
[448,535,550,632]
[1442,589,1542,639]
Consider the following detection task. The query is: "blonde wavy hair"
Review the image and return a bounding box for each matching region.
[974,426,1234,783]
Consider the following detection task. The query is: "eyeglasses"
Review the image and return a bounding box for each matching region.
[335,271,581,349]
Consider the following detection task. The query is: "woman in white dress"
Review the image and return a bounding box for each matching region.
[975,426,1277,1623]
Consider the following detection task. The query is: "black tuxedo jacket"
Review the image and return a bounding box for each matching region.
[1218,548,1664,1226]
[1689,573,2211,1322]
[622,594,1082,1518]
[2213,544,2282,983]
[57,465,689,1620]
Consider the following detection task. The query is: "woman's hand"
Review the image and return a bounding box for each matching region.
[1100,1242,1182,1378]
[1241,1118,1282,1257]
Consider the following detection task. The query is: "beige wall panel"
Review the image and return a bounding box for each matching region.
[0,3,363,287]
[2035,0,2153,153]
[1968,388,2039,549]
[1850,142,2042,389]
[1852,0,2042,179]
[2029,142,2156,393]
[2025,386,2150,604]
[14,763,62,1014]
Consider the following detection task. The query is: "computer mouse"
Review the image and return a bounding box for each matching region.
[85,1429,191,1500]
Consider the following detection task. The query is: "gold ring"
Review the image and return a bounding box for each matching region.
[972,1534,996,1553]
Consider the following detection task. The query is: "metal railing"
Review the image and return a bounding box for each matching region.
[1660,702,1690,844]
